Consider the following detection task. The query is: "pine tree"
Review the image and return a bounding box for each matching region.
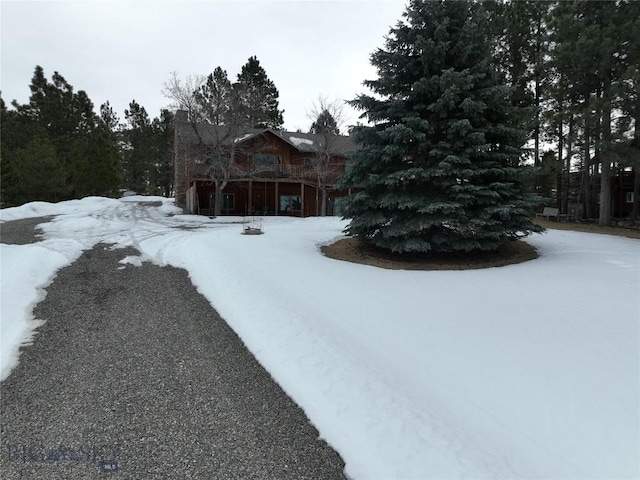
[150,109,174,197]
[546,1,635,223]
[487,0,551,169]
[310,109,339,136]
[195,67,236,127]
[8,66,123,201]
[1,95,35,205]
[193,67,245,215]
[339,0,543,254]
[123,100,154,193]
[235,56,284,129]
[12,132,69,204]
[100,101,121,132]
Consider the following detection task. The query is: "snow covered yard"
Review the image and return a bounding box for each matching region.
[1,196,638,479]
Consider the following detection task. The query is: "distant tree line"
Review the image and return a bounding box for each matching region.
[1,66,174,206]
[485,0,639,222]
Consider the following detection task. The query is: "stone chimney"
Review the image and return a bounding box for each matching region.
[175,109,188,122]
[173,110,189,209]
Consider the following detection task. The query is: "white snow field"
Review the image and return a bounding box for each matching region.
[1,196,638,479]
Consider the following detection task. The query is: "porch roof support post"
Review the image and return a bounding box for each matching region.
[275,180,279,216]
[301,182,305,218]
[248,180,252,216]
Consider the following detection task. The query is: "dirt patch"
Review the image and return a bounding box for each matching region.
[321,237,538,271]
[534,219,640,239]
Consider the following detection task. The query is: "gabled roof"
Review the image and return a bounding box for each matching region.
[174,118,356,155]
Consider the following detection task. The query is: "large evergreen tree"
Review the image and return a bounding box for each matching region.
[235,56,284,129]
[150,109,174,197]
[123,100,154,193]
[487,0,550,169]
[310,109,339,136]
[11,132,69,204]
[339,0,543,254]
[195,67,237,127]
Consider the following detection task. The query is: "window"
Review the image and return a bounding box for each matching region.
[209,193,235,212]
[626,192,634,204]
[222,193,235,211]
[280,195,301,212]
[254,154,282,171]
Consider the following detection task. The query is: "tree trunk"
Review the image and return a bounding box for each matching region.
[598,151,612,224]
[317,152,330,216]
[533,12,542,169]
[581,127,591,219]
[320,187,328,217]
[599,74,612,225]
[556,119,563,211]
[564,113,574,215]
[213,185,223,217]
[213,178,228,217]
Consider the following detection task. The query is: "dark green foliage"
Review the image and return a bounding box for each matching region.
[487,0,549,170]
[235,56,284,129]
[195,67,236,127]
[68,127,122,198]
[122,102,174,196]
[123,100,153,193]
[150,109,174,197]
[339,0,543,254]
[10,132,69,204]
[543,0,639,222]
[100,101,121,132]
[1,67,122,206]
[310,109,339,136]
[1,96,34,204]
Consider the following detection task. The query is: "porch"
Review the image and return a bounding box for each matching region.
[192,178,349,217]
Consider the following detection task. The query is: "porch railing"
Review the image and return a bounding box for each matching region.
[192,162,343,184]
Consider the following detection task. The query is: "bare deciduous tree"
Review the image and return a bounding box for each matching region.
[307,95,346,216]
[162,71,205,141]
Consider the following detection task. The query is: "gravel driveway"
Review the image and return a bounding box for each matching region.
[0,219,346,479]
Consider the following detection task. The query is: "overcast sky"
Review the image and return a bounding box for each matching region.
[1,0,407,132]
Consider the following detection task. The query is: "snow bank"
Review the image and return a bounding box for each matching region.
[0,241,83,380]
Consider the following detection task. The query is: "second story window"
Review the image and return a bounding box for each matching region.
[254,154,282,172]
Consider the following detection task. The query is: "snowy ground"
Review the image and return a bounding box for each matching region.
[1,196,638,479]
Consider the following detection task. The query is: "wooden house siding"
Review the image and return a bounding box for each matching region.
[195,180,329,217]
[174,112,356,216]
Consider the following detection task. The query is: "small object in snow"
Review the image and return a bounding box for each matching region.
[242,216,264,235]
[243,226,263,235]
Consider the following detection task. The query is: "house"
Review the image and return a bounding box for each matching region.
[611,170,637,218]
[173,110,356,216]
[557,170,638,220]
